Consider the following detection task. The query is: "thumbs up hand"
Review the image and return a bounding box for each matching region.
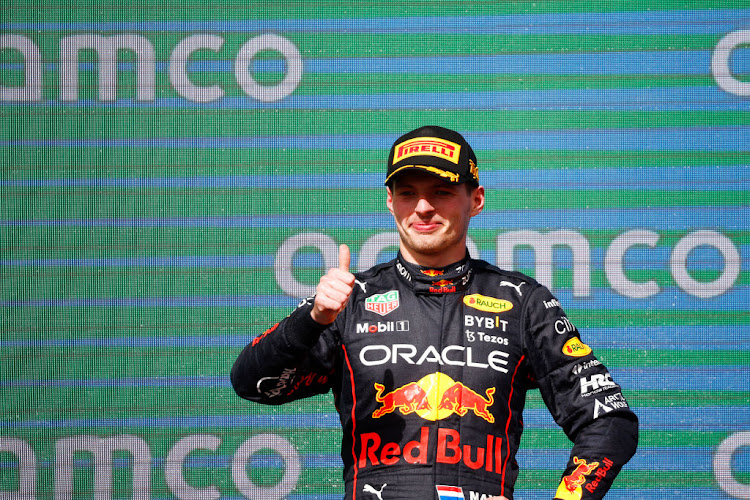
[310,244,356,325]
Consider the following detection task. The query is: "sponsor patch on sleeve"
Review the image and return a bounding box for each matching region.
[562,337,592,357]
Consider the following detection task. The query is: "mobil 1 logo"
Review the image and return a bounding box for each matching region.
[357,321,409,334]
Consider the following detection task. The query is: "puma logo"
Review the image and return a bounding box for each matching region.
[363,483,387,500]
[499,281,525,296]
[355,279,367,292]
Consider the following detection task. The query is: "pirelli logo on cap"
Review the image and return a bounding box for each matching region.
[393,137,461,165]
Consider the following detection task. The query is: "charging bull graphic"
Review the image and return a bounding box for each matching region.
[372,373,495,423]
[555,456,600,500]
[437,383,495,423]
[373,382,431,417]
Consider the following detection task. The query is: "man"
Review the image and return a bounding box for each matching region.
[231,126,638,500]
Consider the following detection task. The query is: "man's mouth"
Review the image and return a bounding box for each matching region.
[411,221,441,232]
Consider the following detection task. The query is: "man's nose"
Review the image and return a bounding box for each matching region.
[415,197,435,214]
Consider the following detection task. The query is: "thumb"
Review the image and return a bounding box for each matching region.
[338,244,351,272]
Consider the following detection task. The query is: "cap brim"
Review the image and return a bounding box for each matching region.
[384,164,462,185]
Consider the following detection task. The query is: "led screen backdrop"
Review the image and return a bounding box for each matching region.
[1,1,748,499]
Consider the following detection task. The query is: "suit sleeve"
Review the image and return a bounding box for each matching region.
[522,285,638,500]
[230,299,340,405]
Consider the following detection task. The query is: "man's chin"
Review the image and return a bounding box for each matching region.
[404,237,444,254]
[406,242,453,260]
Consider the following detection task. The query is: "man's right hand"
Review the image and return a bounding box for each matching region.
[310,244,355,325]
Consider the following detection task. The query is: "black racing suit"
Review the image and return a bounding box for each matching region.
[231,254,638,500]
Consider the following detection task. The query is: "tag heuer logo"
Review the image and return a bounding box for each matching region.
[365,290,400,316]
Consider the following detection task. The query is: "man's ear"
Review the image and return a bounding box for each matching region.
[386,186,395,215]
[470,186,485,217]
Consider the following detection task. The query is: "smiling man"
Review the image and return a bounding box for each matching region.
[231,126,638,500]
[387,171,484,267]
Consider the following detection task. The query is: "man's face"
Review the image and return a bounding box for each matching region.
[386,171,485,267]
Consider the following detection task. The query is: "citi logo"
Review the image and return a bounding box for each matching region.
[357,321,409,334]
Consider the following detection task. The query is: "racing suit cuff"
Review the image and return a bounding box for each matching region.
[282,303,330,351]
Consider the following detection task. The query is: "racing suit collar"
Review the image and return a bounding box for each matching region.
[395,252,473,295]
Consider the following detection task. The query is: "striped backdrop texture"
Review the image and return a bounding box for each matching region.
[1,1,748,499]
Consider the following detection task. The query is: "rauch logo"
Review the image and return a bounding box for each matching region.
[463,294,513,313]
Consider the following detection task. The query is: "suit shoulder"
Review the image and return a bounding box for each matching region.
[354,259,394,281]
[471,259,540,286]
[348,259,398,300]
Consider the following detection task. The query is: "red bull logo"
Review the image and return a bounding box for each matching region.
[359,426,505,474]
[438,383,495,423]
[372,382,430,418]
[371,373,495,423]
[421,269,444,277]
[430,279,457,293]
[585,457,613,494]
[432,279,454,288]
[554,456,600,500]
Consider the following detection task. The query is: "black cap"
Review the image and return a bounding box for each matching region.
[385,125,478,186]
